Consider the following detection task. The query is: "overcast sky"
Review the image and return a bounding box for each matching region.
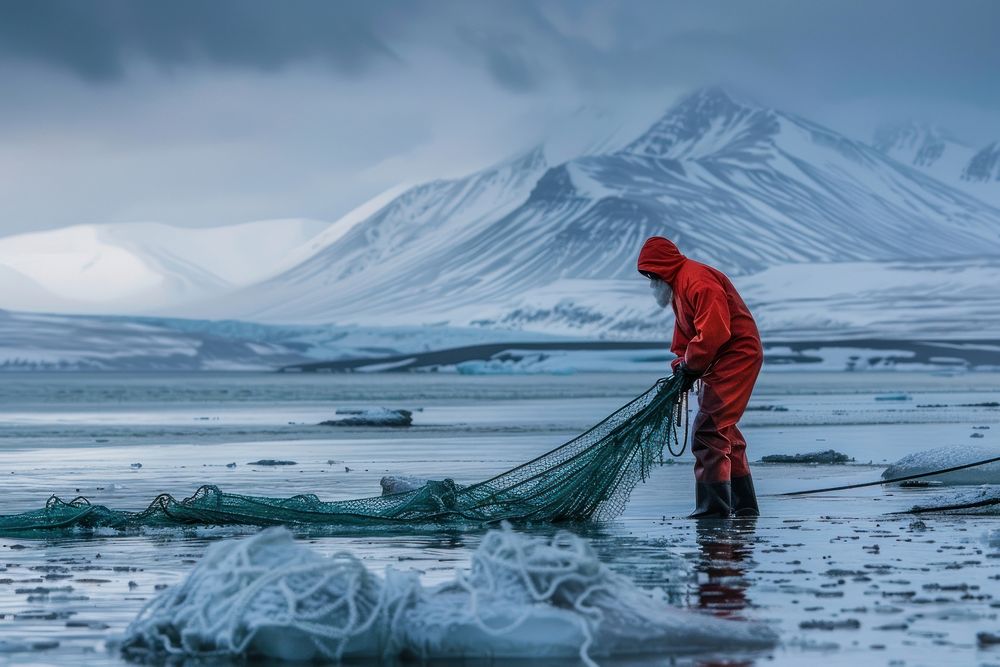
[2,0,998,234]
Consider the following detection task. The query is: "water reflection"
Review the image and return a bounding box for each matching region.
[694,518,756,620]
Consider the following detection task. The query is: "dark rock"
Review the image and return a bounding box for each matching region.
[800,619,861,630]
[761,450,853,464]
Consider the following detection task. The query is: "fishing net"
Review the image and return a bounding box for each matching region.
[121,525,775,665]
[0,376,685,534]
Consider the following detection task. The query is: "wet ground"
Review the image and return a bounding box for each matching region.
[0,371,998,666]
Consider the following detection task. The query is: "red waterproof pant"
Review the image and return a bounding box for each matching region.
[691,349,763,483]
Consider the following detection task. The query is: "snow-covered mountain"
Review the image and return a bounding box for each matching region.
[964,142,1000,184]
[195,88,1000,339]
[182,146,550,321]
[872,121,1000,207]
[6,87,1000,360]
[0,219,328,314]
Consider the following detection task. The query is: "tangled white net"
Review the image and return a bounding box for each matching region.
[122,526,776,665]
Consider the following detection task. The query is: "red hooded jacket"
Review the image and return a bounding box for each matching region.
[637,236,762,381]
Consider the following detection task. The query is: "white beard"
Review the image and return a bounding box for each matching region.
[651,279,673,309]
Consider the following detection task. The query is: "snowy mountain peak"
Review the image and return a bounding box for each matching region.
[963,142,1000,183]
[621,87,778,160]
[194,85,1000,329]
[872,121,965,169]
[505,144,548,174]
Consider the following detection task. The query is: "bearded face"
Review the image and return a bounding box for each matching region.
[650,277,673,309]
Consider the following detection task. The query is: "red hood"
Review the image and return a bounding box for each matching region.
[637,236,686,283]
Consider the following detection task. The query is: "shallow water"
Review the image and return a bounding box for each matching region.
[0,371,999,666]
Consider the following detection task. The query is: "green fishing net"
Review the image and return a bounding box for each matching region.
[0,376,685,534]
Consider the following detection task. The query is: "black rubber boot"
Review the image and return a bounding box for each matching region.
[688,481,733,519]
[731,474,760,517]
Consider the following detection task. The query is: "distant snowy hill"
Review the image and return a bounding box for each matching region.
[196,88,1000,340]
[0,219,327,314]
[872,121,1000,208]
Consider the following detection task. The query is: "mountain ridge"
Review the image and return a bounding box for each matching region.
[872,120,1000,207]
[192,87,1000,336]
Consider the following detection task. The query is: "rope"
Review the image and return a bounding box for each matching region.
[667,386,689,458]
[122,525,776,663]
[896,496,1000,515]
[775,455,1000,497]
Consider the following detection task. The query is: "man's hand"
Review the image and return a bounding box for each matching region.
[673,361,700,392]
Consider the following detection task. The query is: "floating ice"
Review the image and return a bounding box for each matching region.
[380,475,429,495]
[874,393,911,401]
[882,445,1000,485]
[320,408,413,427]
[454,355,575,375]
[121,526,776,665]
[379,475,467,495]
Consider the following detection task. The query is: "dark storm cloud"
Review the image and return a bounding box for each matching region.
[2,0,999,234]
[3,0,999,106]
[0,0,408,81]
[523,0,1000,108]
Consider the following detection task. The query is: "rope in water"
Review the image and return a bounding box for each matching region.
[666,386,690,458]
[775,455,1000,497]
[897,495,1000,514]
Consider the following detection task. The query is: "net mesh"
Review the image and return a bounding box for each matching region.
[0,376,684,534]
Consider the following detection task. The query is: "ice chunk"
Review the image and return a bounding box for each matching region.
[455,356,575,375]
[882,445,1000,485]
[121,526,776,665]
[320,408,413,427]
[380,475,429,495]
[379,475,466,495]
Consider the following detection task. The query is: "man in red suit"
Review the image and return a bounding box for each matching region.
[637,236,764,518]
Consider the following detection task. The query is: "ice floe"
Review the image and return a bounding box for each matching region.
[320,408,414,427]
[121,525,776,665]
[379,475,429,495]
[882,445,1000,485]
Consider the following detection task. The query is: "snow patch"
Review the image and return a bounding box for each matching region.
[883,445,1000,485]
